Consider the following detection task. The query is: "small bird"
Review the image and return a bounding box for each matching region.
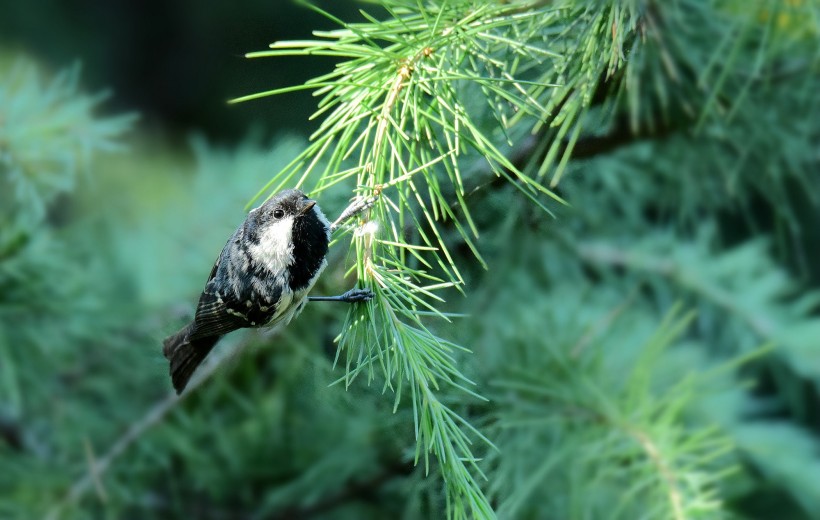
[163,189,372,394]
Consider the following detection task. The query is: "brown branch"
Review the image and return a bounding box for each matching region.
[45,331,268,520]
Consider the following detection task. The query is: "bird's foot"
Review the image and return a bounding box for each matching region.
[309,288,375,304]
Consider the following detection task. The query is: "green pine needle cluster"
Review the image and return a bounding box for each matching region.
[234,3,570,515]
[0,62,135,227]
[230,0,820,517]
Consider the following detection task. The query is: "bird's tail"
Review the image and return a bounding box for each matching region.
[163,323,220,394]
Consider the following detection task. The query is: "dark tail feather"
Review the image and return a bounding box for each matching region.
[163,323,220,394]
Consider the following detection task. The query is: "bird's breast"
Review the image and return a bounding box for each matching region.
[246,216,296,274]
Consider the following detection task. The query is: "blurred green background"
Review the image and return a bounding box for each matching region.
[2,1,820,519]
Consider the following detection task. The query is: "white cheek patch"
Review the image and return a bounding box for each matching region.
[247,216,295,274]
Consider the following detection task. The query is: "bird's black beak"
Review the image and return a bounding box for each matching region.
[300,200,317,215]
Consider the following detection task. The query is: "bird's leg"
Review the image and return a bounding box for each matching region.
[330,193,379,232]
[309,288,375,303]
[320,192,380,303]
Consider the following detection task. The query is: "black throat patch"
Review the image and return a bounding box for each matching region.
[288,210,329,290]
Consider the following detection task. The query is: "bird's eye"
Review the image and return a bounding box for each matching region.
[273,209,285,219]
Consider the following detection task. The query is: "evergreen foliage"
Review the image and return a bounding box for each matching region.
[1,0,819,519]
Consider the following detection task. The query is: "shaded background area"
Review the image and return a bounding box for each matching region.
[0,0,361,142]
[2,1,820,519]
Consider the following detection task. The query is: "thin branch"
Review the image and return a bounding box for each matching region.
[625,426,685,520]
[576,241,776,338]
[45,331,268,520]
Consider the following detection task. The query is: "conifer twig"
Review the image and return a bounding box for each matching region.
[230,2,640,517]
[45,333,262,519]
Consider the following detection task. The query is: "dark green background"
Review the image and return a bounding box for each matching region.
[2,1,820,519]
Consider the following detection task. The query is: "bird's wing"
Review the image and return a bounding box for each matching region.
[185,242,241,339]
[189,283,250,339]
[190,275,286,339]
[188,226,289,339]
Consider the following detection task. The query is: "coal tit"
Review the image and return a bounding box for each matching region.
[163,189,372,394]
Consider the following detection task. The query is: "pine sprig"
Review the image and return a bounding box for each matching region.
[0,61,135,227]
[480,291,736,520]
[231,2,612,516]
[575,228,820,397]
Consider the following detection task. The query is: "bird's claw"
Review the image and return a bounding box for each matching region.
[340,288,375,303]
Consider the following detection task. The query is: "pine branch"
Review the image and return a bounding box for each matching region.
[230,3,643,516]
[574,231,820,393]
[45,331,263,520]
[0,60,135,227]
[483,301,734,519]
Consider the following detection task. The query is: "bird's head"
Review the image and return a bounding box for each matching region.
[246,189,330,282]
